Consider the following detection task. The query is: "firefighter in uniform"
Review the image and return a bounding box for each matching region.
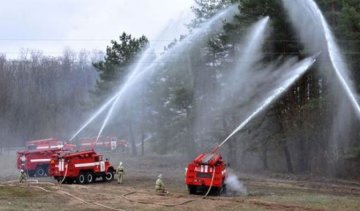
[19,169,27,183]
[116,162,124,184]
[155,174,167,194]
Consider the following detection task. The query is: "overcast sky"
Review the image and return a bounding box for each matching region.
[0,0,194,58]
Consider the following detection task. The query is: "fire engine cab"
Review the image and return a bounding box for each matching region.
[185,152,227,195]
[17,148,62,177]
[49,150,115,184]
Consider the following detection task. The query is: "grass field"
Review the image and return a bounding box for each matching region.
[1,151,359,210]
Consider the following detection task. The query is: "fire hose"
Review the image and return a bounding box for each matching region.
[0,181,124,211]
[203,169,216,199]
[58,159,69,185]
[120,191,196,207]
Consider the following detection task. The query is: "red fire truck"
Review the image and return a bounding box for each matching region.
[25,138,76,150]
[17,148,62,177]
[49,150,115,184]
[185,152,227,195]
[79,136,128,152]
[26,138,63,150]
[17,138,76,177]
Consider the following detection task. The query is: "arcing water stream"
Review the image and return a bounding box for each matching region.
[220,16,270,102]
[69,49,151,142]
[282,0,360,117]
[234,16,269,72]
[70,5,237,142]
[196,16,270,140]
[217,56,316,149]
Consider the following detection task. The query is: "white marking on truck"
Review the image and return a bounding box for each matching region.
[111,141,116,150]
[50,145,63,149]
[37,146,50,149]
[30,159,51,163]
[59,159,65,172]
[74,162,100,168]
[100,161,105,172]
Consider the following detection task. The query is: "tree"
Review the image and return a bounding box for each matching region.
[92,32,148,102]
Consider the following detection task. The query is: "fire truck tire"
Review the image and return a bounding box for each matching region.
[28,170,35,177]
[77,172,86,184]
[188,185,196,194]
[65,178,75,184]
[104,171,114,181]
[222,184,227,194]
[212,187,221,196]
[35,167,46,177]
[85,172,95,183]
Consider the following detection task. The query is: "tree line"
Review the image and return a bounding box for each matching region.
[0,49,99,146]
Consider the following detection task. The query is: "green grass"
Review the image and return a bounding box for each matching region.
[0,186,41,198]
[0,186,69,211]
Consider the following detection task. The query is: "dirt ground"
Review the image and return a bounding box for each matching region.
[1,150,360,211]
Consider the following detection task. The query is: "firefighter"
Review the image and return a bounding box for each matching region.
[18,169,27,183]
[155,174,167,194]
[116,162,124,184]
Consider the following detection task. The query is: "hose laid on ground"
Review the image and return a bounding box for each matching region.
[31,185,51,193]
[3,180,196,209]
[58,190,125,211]
[203,169,216,199]
[1,182,125,211]
[120,191,196,207]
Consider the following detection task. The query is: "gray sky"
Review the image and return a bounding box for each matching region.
[0,0,194,58]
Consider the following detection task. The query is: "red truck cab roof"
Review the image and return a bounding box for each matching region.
[193,153,224,166]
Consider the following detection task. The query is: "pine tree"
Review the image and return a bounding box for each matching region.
[92,32,148,102]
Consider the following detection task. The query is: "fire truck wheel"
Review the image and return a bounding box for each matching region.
[85,172,94,183]
[212,187,221,196]
[104,171,114,181]
[28,170,35,177]
[35,167,46,177]
[77,172,86,184]
[222,184,227,194]
[188,185,196,194]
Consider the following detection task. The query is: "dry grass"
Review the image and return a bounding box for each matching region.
[0,150,360,210]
